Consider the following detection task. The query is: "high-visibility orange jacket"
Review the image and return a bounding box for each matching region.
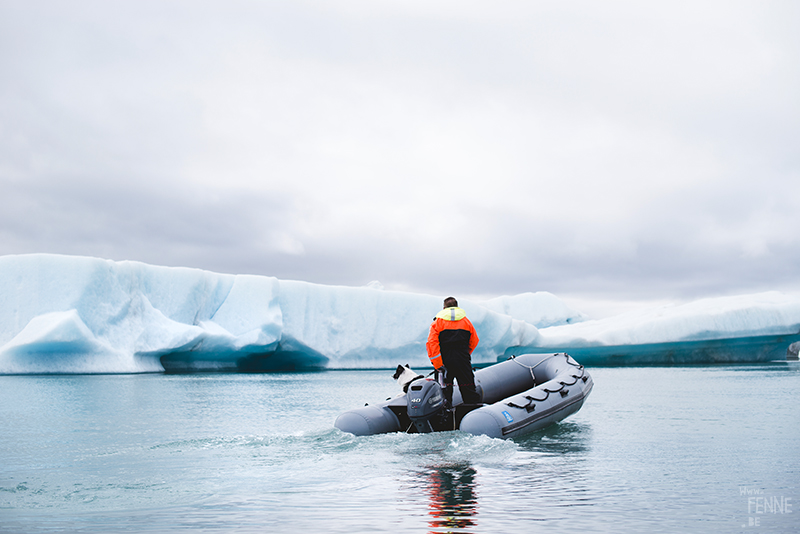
[426,307,479,369]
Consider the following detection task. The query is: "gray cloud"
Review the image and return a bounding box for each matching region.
[2,0,799,317]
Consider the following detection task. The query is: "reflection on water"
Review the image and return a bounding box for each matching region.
[423,464,479,534]
[395,422,594,533]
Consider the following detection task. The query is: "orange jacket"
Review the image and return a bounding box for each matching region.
[426,307,479,369]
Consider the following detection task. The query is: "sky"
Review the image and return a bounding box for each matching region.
[1,0,799,318]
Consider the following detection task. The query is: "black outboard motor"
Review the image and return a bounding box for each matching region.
[407,379,447,433]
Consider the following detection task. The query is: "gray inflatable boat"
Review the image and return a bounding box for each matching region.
[335,353,593,439]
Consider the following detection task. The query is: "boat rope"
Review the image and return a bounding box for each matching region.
[508,352,563,383]
[503,354,587,411]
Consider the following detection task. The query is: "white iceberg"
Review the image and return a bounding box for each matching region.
[0,254,798,374]
[0,254,551,373]
[532,292,800,364]
[479,292,587,328]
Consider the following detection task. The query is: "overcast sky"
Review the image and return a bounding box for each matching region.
[1,0,798,317]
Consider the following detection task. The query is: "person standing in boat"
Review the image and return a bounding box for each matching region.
[426,297,481,406]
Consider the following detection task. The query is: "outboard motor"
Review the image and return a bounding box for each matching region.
[407,379,446,433]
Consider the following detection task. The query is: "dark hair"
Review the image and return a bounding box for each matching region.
[443,297,458,308]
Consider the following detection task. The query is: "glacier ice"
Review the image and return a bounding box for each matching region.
[533,292,800,365]
[0,254,548,373]
[479,292,588,328]
[1,253,799,374]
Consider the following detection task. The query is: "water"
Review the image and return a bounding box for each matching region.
[1,363,798,533]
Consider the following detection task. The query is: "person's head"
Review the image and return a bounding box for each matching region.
[443,297,458,309]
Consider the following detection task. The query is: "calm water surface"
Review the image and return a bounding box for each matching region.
[1,363,798,533]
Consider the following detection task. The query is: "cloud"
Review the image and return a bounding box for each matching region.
[1,0,799,316]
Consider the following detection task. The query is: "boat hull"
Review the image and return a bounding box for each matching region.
[335,353,593,439]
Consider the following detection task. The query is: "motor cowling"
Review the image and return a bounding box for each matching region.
[407,379,446,432]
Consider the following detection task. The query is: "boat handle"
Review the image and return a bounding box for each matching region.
[507,398,537,412]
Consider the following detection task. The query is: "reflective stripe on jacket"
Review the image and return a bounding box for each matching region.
[426,307,479,369]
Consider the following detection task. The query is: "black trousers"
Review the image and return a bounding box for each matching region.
[441,353,481,405]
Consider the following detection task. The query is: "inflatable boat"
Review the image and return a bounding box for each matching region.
[335,353,593,439]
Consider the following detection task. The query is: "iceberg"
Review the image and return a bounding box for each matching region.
[532,292,800,365]
[0,254,551,374]
[0,254,798,374]
[479,292,588,328]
